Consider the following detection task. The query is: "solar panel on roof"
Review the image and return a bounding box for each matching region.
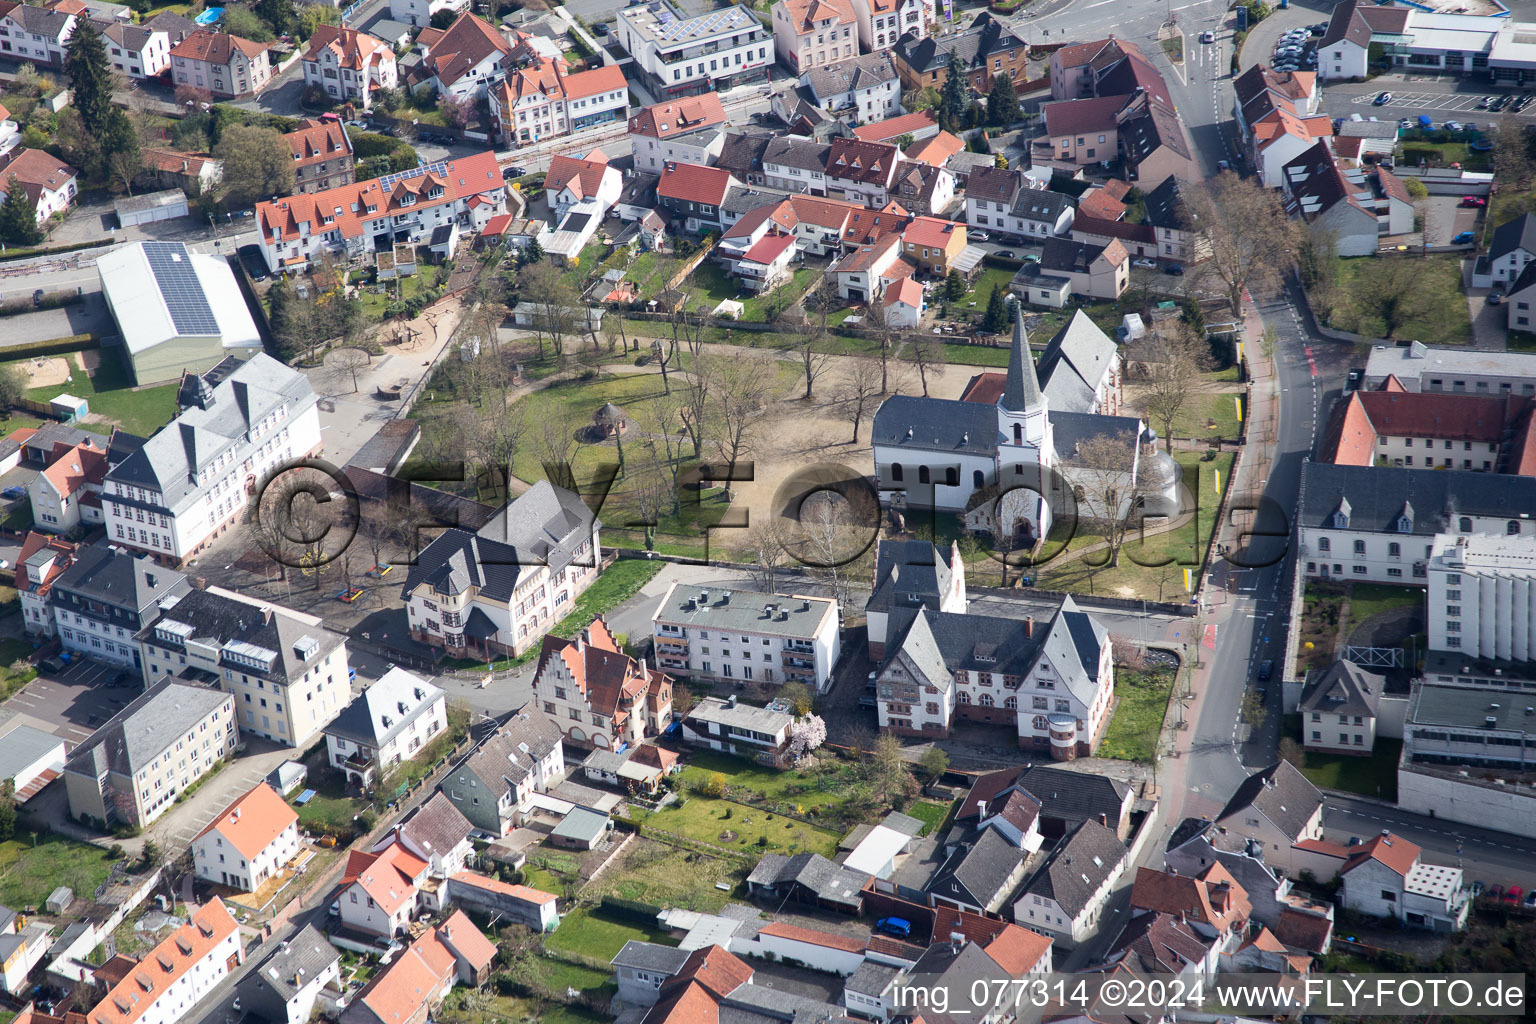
[142,241,219,337]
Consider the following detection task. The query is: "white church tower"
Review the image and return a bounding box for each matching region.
[997,302,1053,465]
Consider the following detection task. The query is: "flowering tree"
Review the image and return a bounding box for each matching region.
[787,714,827,761]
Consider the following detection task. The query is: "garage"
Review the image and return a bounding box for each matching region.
[114,188,190,228]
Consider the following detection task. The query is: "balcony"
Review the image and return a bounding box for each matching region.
[785,639,815,654]
[656,637,690,655]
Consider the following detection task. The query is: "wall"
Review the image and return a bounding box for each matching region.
[753,931,865,975]
[1378,694,1409,740]
[1397,762,1536,839]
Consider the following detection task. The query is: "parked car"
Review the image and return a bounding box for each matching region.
[1524,890,1536,908]
[1164,264,1185,275]
[1374,91,1393,105]
[1257,659,1274,682]
[1133,257,1157,268]
[329,901,340,917]
[1444,120,1464,132]
[1517,93,1535,111]
[0,486,24,500]
[996,249,1017,259]
[1461,196,1487,207]
[1470,137,1494,152]
[32,289,43,306]
[1470,880,1486,898]
[1453,230,1477,244]
[876,917,913,939]
[970,230,990,241]
[1200,30,1214,42]
[1490,884,1505,902]
[1418,114,1434,128]
[1399,119,1413,130]
[1505,885,1524,904]
[1311,22,1328,33]
[1345,368,1364,391]
[40,656,67,674]
[859,695,877,709]
[593,21,609,34]
[1487,291,1504,305]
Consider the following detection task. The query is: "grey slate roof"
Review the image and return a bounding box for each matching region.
[1298,462,1536,534]
[137,587,346,685]
[686,696,794,738]
[453,708,565,795]
[892,12,1025,74]
[763,136,831,173]
[1216,761,1323,843]
[323,667,444,748]
[1014,764,1131,830]
[143,9,198,41]
[1490,212,1536,263]
[1041,236,1110,275]
[64,679,231,779]
[1300,660,1384,719]
[1023,819,1127,916]
[1141,175,1191,232]
[868,539,960,615]
[747,851,869,907]
[239,924,340,1005]
[52,544,189,618]
[389,791,472,861]
[105,353,317,517]
[715,132,774,178]
[903,941,1010,1012]
[1037,309,1119,415]
[1049,410,1143,465]
[802,52,897,101]
[656,587,834,639]
[926,827,1025,909]
[871,394,1002,456]
[1001,303,1042,413]
[404,480,596,604]
[844,959,900,997]
[612,939,693,973]
[965,166,1023,205]
[0,725,64,783]
[11,4,74,36]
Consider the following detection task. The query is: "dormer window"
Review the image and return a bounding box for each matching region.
[1397,515,1411,533]
[1332,497,1350,530]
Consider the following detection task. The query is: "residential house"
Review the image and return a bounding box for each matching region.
[1334,118,1399,162]
[64,679,236,829]
[1037,236,1128,300]
[680,696,796,764]
[86,900,242,1024]
[337,843,431,938]
[283,118,356,195]
[854,109,940,145]
[254,150,507,273]
[15,531,74,637]
[1339,831,1469,931]
[533,616,673,750]
[137,586,352,747]
[141,148,223,195]
[402,481,601,659]
[723,230,797,292]
[1479,211,1536,289]
[389,0,468,28]
[1117,93,1197,184]
[965,167,1075,241]
[657,161,740,235]
[1282,141,1410,258]
[612,943,695,1007]
[0,2,76,66]
[338,913,494,1024]
[371,791,474,877]
[1506,260,1536,332]
[927,820,1039,916]
[627,93,728,175]
[0,924,53,994]
[826,136,901,205]
[827,233,904,302]
[800,52,901,123]
[773,0,856,73]
[412,13,511,101]
[958,762,1134,839]
[28,439,106,535]
[102,21,170,78]
[882,276,923,328]
[638,945,844,1024]
[1299,659,1385,755]
[236,925,343,1024]
[1295,462,1536,584]
[1129,863,1252,945]
[302,26,397,110]
[852,0,926,53]
[1015,820,1128,947]
[617,0,771,99]
[170,29,272,97]
[324,668,447,790]
[1234,64,1330,188]
[1048,37,1140,101]
[865,538,967,659]
[900,216,967,278]
[890,13,1028,96]
[652,583,841,692]
[102,355,322,565]
[544,148,622,221]
[443,872,560,931]
[874,596,1116,753]
[439,710,565,836]
[1213,760,1326,874]
[0,148,77,224]
[1142,174,1204,263]
[487,60,627,149]
[1100,911,1222,976]
[143,8,198,47]
[50,544,190,670]
[1041,96,1123,167]
[891,160,958,220]
[745,852,869,913]
[192,782,301,891]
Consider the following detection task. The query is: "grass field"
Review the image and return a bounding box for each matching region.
[1169,391,1244,443]
[290,772,372,840]
[0,637,37,699]
[15,352,179,437]
[1283,717,1403,800]
[588,838,747,912]
[1345,583,1423,630]
[355,267,441,322]
[1099,668,1176,761]
[946,267,1016,322]
[687,262,820,323]
[545,905,677,960]
[633,794,840,858]
[905,799,954,837]
[1328,255,1472,346]
[0,832,117,909]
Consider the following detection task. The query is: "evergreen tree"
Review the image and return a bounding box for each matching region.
[255,0,294,37]
[982,283,1008,334]
[0,176,42,246]
[64,22,114,136]
[938,53,968,132]
[986,75,1018,127]
[99,107,140,182]
[944,269,966,302]
[520,238,545,266]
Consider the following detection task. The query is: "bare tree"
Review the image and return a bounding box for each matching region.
[907,334,947,397]
[641,396,685,516]
[680,353,712,458]
[518,261,581,362]
[1183,172,1299,315]
[781,486,878,611]
[332,347,371,394]
[862,293,896,393]
[625,439,672,551]
[834,356,884,444]
[1140,320,1213,451]
[533,413,583,489]
[735,517,791,595]
[471,404,528,500]
[1070,432,1144,569]
[708,351,782,490]
[1350,258,1433,340]
[1495,117,1533,189]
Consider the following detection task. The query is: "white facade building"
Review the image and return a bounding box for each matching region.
[852,0,926,52]
[192,782,302,891]
[389,0,469,28]
[1427,532,1536,659]
[87,899,243,1024]
[617,1,772,99]
[628,93,729,176]
[103,22,171,78]
[652,584,841,693]
[323,668,447,789]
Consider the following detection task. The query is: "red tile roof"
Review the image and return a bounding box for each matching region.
[449,870,557,904]
[1043,95,1126,137]
[1275,905,1334,954]
[740,231,796,267]
[0,148,76,199]
[884,276,923,310]
[779,0,856,32]
[282,118,352,171]
[983,923,1053,973]
[38,440,105,499]
[853,110,938,144]
[904,130,963,167]
[14,530,73,593]
[902,215,962,250]
[1077,187,1127,221]
[629,93,727,139]
[342,844,428,915]
[1343,831,1420,879]
[419,12,510,87]
[435,909,496,972]
[169,28,268,64]
[537,617,670,728]
[89,900,239,1024]
[565,63,626,100]
[356,926,457,1024]
[759,921,866,952]
[658,161,735,207]
[827,137,898,185]
[545,148,611,201]
[1129,864,1251,935]
[302,24,391,70]
[196,782,297,860]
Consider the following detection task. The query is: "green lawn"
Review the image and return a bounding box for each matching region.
[1328,255,1472,346]
[14,352,180,437]
[1399,140,1490,173]
[631,795,840,858]
[1169,391,1244,443]
[355,266,441,322]
[0,832,117,909]
[946,267,1017,322]
[905,799,954,837]
[1288,731,1402,801]
[290,772,373,841]
[547,559,662,641]
[541,958,613,993]
[1346,583,1423,627]
[685,262,819,323]
[673,750,853,816]
[1099,668,1176,761]
[545,905,677,960]
[591,838,747,912]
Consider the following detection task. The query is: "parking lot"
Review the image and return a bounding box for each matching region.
[1350,90,1535,116]
[2,657,140,746]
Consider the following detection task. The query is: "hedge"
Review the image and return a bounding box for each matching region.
[599,895,662,924]
[0,291,83,317]
[0,334,98,361]
[0,238,120,264]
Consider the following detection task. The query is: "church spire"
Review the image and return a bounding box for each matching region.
[1000,301,1041,413]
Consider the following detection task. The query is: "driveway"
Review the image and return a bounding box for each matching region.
[1,658,137,747]
[1463,258,1508,351]
[0,295,116,347]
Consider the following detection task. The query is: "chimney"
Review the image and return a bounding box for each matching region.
[977,800,987,820]
[727,694,738,707]
[1025,616,1033,638]
[1098,812,1107,827]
